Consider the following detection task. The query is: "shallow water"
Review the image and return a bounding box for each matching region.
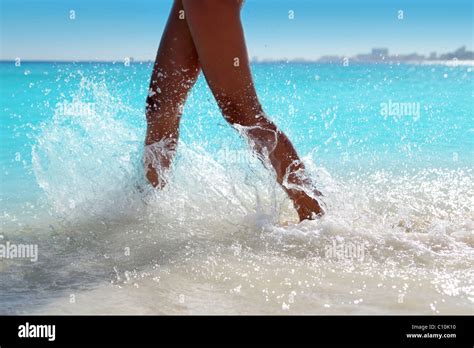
[0,62,473,314]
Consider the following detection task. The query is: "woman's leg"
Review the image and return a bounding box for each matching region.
[145,0,201,188]
[182,0,324,220]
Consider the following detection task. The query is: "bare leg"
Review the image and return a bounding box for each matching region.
[182,0,324,220]
[145,0,200,188]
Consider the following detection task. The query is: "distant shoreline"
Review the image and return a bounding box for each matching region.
[1,59,473,66]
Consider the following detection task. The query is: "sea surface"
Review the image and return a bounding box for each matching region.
[0,61,473,314]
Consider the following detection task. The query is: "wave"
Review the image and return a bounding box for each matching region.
[6,76,471,314]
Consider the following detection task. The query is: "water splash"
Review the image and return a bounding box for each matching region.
[7,69,472,314]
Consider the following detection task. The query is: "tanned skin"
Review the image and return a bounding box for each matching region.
[145,0,324,221]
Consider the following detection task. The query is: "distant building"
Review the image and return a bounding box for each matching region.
[439,46,474,60]
[352,48,389,62]
[371,48,389,59]
[318,55,342,63]
[316,46,473,64]
[395,53,425,61]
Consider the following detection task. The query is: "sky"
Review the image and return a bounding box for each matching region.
[0,0,472,61]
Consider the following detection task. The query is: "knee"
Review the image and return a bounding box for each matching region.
[145,93,183,127]
[218,97,245,125]
[214,93,265,127]
[220,102,252,127]
[145,94,160,117]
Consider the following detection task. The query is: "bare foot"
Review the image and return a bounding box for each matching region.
[292,190,325,221]
[283,164,325,221]
[145,161,161,188]
[143,138,177,189]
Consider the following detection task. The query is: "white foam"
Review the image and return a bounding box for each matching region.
[12,76,473,314]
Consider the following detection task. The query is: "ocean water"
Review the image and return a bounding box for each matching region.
[0,61,473,314]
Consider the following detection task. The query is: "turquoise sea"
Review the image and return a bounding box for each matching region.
[0,61,473,314]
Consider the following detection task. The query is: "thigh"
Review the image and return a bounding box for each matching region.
[149,0,200,97]
[181,0,255,103]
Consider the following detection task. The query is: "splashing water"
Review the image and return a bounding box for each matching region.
[0,62,473,314]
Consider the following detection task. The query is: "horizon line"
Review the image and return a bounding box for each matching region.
[2,46,472,65]
[2,59,473,64]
